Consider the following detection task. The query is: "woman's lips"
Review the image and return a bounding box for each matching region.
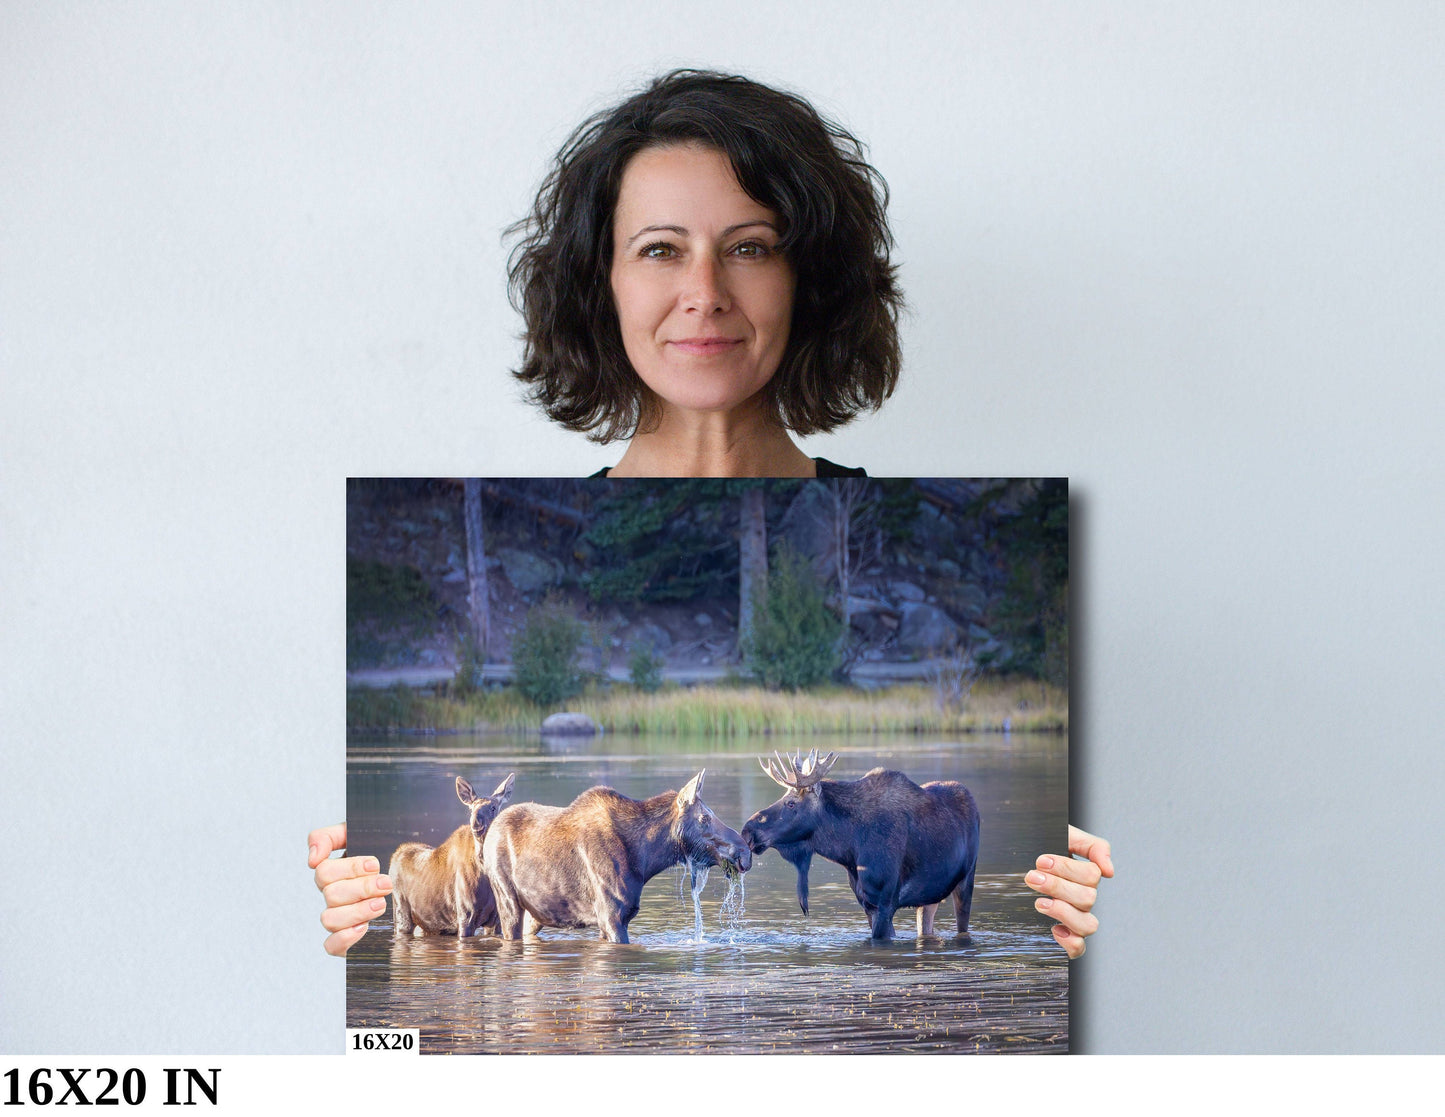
[668,337,743,355]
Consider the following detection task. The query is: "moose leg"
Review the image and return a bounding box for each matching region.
[917,903,939,937]
[454,881,470,938]
[492,883,525,940]
[598,913,630,944]
[392,891,414,936]
[954,864,976,935]
[854,866,899,941]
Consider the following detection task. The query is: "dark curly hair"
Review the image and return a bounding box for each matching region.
[507,69,903,444]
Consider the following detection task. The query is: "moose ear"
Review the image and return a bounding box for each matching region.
[492,773,516,802]
[456,776,476,805]
[677,769,706,807]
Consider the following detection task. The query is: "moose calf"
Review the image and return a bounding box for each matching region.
[389,774,516,937]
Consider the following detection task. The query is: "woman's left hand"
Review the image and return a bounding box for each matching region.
[1025,825,1114,959]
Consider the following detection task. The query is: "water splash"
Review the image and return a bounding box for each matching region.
[689,864,710,942]
[718,867,746,932]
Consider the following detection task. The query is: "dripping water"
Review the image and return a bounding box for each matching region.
[718,865,746,933]
[689,863,710,942]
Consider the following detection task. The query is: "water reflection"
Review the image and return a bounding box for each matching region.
[348,731,1068,1053]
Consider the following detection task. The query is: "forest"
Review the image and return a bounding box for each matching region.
[345,477,1067,735]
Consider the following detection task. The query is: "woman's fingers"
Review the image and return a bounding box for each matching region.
[1068,825,1114,877]
[1051,924,1087,960]
[307,824,347,870]
[321,895,390,934]
[314,853,381,892]
[323,922,370,957]
[1030,830,1113,956]
[310,823,382,958]
[1035,852,1102,887]
[1025,864,1097,911]
[322,869,393,909]
[1033,895,1098,939]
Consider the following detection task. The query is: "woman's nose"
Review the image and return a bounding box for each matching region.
[681,255,731,314]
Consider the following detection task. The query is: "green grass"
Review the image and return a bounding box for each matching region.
[347,676,1067,736]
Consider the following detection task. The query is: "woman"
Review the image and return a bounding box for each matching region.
[313,69,1112,957]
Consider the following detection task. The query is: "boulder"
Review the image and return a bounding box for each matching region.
[541,712,600,736]
[632,622,673,652]
[897,601,963,655]
[497,547,562,593]
[889,580,926,602]
[955,582,989,618]
[776,482,837,571]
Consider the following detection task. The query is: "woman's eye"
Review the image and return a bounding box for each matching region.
[731,241,769,258]
[639,242,675,259]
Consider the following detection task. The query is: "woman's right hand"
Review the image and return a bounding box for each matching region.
[308,823,391,957]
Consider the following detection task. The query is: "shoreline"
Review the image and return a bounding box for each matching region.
[347,677,1068,737]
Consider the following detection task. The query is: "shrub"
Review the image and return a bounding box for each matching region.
[346,559,437,627]
[628,642,664,692]
[742,545,843,690]
[451,634,485,698]
[512,597,585,707]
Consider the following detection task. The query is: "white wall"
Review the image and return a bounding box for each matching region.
[4,2,1443,1053]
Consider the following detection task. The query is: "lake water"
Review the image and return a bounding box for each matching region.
[346,731,1069,1054]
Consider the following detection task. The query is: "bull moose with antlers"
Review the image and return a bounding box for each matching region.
[741,751,980,941]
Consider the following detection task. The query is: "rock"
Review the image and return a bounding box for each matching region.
[442,569,467,583]
[851,611,893,643]
[936,558,962,579]
[541,712,600,736]
[955,582,989,618]
[967,623,1004,662]
[889,580,926,602]
[418,648,444,667]
[897,601,963,655]
[694,612,713,627]
[496,547,562,593]
[632,622,672,651]
[776,482,837,572]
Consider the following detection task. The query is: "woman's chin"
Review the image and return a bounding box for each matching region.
[648,381,774,423]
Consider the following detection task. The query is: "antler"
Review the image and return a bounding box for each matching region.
[758,748,838,790]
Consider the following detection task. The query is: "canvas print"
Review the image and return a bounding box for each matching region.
[345,477,1069,1053]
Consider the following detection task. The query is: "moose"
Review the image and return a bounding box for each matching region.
[741,750,980,941]
[482,769,752,943]
[388,774,516,937]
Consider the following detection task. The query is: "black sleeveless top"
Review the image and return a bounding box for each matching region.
[589,457,866,478]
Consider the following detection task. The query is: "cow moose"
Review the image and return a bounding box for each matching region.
[388,774,516,937]
[482,769,752,944]
[741,750,980,941]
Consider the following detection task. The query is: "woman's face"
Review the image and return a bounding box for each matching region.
[609,143,795,420]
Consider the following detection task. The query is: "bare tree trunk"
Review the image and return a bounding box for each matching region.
[831,479,870,636]
[738,487,767,655]
[463,478,489,658]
